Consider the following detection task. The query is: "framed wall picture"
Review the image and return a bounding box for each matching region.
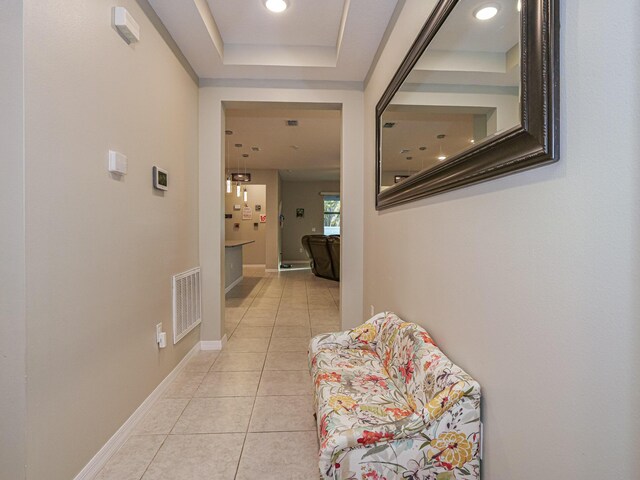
[260,214,267,223]
[242,206,253,220]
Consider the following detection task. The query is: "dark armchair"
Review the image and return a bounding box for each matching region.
[301,235,340,281]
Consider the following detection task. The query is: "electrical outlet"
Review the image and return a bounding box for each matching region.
[156,323,162,343]
[370,305,375,316]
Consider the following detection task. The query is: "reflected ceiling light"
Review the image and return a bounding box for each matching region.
[265,0,288,13]
[437,134,447,161]
[474,4,499,20]
[517,0,522,12]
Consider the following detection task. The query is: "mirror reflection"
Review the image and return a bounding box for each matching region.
[380,0,521,190]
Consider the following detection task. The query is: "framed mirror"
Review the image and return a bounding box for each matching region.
[376,0,558,209]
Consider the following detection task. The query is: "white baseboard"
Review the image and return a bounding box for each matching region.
[224,275,243,294]
[73,341,201,480]
[200,335,227,351]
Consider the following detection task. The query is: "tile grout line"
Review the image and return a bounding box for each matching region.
[233,269,280,480]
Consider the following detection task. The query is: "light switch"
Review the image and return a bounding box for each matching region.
[108,150,127,175]
[311,227,316,232]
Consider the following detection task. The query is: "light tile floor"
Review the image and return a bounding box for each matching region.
[96,267,340,480]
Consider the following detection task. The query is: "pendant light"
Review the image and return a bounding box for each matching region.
[242,153,249,203]
[235,143,241,197]
[225,130,232,193]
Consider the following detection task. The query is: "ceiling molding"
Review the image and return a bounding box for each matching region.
[200,78,364,91]
[193,0,224,59]
[335,0,351,61]
[363,0,406,89]
[135,0,199,84]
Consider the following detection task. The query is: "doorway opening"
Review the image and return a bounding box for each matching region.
[221,101,342,340]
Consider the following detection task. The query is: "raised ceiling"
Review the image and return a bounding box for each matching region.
[147,0,400,82]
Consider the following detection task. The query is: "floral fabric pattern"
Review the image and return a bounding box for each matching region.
[309,312,481,480]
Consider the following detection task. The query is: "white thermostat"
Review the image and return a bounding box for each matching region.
[108,150,128,175]
[153,166,168,191]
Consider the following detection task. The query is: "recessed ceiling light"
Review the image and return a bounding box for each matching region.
[242,154,249,158]
[438,155,447,161]
[474,4,499,20]
[285,119,298,126]
[234,143,242,148]
[265,0,288,13]
[383,122,395,128]
[419,146,427,151]
[225,130,233,135]
[251,146,260,152]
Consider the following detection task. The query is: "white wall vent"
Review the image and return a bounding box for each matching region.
[172,267,201,344]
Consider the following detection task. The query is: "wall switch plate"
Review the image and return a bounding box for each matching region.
[370,305,375,316]
[311,227,316,232]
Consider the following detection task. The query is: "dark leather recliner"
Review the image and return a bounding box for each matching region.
[301,235,340,281]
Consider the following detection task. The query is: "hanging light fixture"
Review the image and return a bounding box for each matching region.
[225,130,232,193]
[242,153,249,203]
[235,142,241,197]
[437,134,447,161]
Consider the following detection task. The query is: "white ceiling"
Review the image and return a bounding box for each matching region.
[146,0,399,82]
[224,103,341,181]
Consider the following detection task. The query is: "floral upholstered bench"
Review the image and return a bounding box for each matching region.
[309,312,481,480]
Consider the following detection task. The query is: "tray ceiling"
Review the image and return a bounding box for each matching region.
[146,0,399,82]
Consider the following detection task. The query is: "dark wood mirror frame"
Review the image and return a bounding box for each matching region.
[376,0,559,210]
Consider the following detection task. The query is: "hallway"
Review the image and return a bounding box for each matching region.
[95,268,340,479]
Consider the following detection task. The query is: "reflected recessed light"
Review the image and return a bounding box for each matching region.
[265,0,288,13]
[470,139,476,143]
[474,5,499,20]
[438,155,447,161]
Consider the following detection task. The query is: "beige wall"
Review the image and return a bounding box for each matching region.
[225,184,267,265]
[22,1,200,478]
[281,180,340,262]
[200,89,364,343]
[0,1,27,478]
[364,0,640,478]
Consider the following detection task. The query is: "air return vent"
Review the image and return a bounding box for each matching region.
[172,267,201,344]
